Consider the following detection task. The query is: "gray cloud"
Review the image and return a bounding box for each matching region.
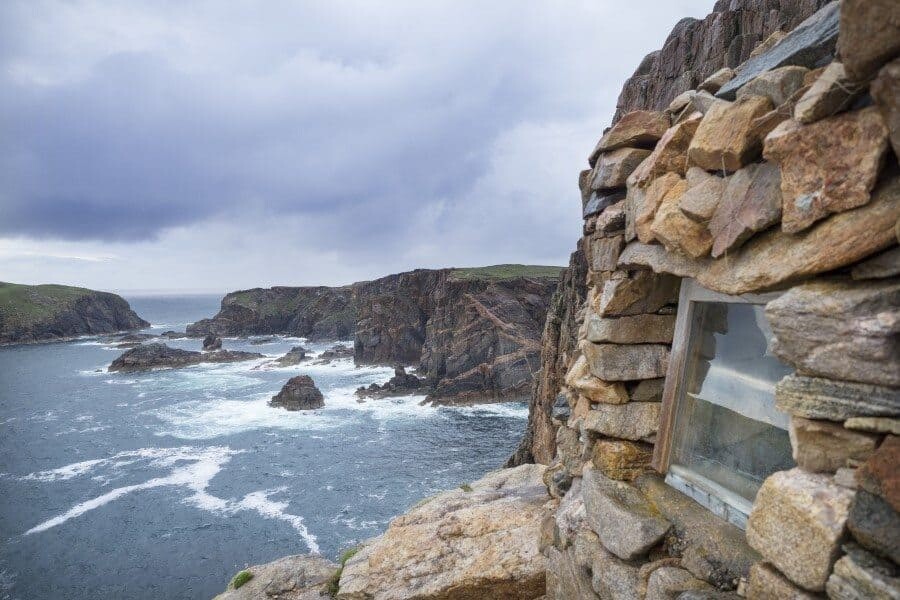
[0,0,714,289]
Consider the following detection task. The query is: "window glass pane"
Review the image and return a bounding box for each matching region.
[672,301,794,504]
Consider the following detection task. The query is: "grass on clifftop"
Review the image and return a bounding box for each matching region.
[448,264,564,281]
[0,282,94,328]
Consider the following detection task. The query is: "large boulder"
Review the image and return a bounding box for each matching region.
[213,554,337,600]
[108,343,262,372]
[336,464,553,600]
[270,376,325,411]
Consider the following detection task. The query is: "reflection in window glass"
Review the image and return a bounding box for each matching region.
[671,302,794,506]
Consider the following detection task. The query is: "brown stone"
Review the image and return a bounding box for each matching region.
[737,65,808,107]
[872,57,900,161]
[851,246,900,280]
[688,96,773,172]
[590,110,670,165]
[668,90,695,115]
[679,168,726,223]
[594,270,680,317]
[636,172,683,243]
[590,235,625,273]
[794,62,865,124]
[838,0,900,81]
[746,469,855,592]
[584,312,675,345]
[591,147,652,191]
[650,179,714,258]
[582,403,660,441]
[747,562,821,600]
[581,341,669,382]
[698,68,734,94]
[766,278,900,388]
[856,435,900,513]
[591,438,653,482]
[624,183,645,242]
[788,417,880,473]
[764,107,889,233]
[708,162,782,258]
[628,116,701,188]
[564,355,630,405]
[690,90,718,115]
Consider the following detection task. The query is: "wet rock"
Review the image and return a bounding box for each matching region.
[645,567,713,600]
[314,343,354,364]
[212,554,337,600]
[775,374,900,420]
[336,465,552,600]
[582,468,670,560]
[717,2,840,100]
[202,334,222,351]
[584,312,675,345]
[847,490,900,564]
[650,178,714,258]
[851,247,900,280]
[590,110,670,164]
[582,403,660,441]
[270,375,325,411]
[746,468,854,591]
[590,439,654,482]
[788,417,879,473]
[698,68,734,94]
[275,345,309,366]
[636,172,684,244]
[594,270,680,317]
[628,116,701,188]
[581,342,669,382]
[794,62,865,124]
[688,96,773,172]
[766,278,900,387]
[564,355,630,405]
[592,148,653,191]
[679,168,726,223]
[708,162,782,258]
[872,57,900,161]
[108,343,262,372]
[747,562,821,600]
[838,0,900,81]
[736,65,808,107]
[826,543,900,600]
[764,108,889,233]
[856,435,900,513]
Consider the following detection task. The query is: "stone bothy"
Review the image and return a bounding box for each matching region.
[542,2,900,599]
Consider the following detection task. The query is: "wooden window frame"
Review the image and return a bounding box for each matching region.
[651,278,783,527]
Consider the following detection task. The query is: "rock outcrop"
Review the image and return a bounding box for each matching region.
[335,464,554,600]
[356,366,426,400]
[274,346,309,366]
[270,375,325,411]
[108,343,262,372]
[212,555,337,600]
[202,334,222,351]
[0,282,148,345]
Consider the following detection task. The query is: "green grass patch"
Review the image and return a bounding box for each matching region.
[327,546,360,597]
[459,483,473,492]
[448,264,564,281]
[230,569,253,589]
[0,282,94,328]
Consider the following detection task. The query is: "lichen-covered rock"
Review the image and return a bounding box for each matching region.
[872,57,900,161]
[581,341,670,382]
[788,417,879,473]
[628,117,701,188]
[746,468,855,591]
[584,312,675,345]
[582,468,670,561]
[763,108,889,233]
[708,162,782,258]
[213,554,337,600]
[736,65,808,107]
[688,96,773,172]
[590,438,654,482]
[746,562,821,600]
[336,465,552,600]
[775,374,900,421]
[591,148,653,190]
[825,543,900,600]
[590,110,670,163]
[794,61,864,124]
[582,403,660,441]
[838,0,900,81]
[766,278,900,387]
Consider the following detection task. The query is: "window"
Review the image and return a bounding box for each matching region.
[653,279,794,528]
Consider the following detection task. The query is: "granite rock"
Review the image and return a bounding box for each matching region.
[746,562,821,600]
[845,417,900,436]
[679,168,726,223]
[698,68,734,94]
[584,189,628,219]
[872,58,900,161]
[628,116,701,188]
[688,96,773,172]
[592,148,653,191]
[591,235,626,273]
[582,403,660,442]
[564,355,630,405]
[636,173,684,244]
[645,567,712,600]
[591,543,642,600]
[847,489,900,564]
[708,162,782,258]
[851,247,900,281]
[581,342,670,382]
[650,179,714,258]
[594,270,680,317]
[213,554,337,600]
[584,312,675,345]
[856,435,900,513]
[826,543,900,600]
[591,110,670,164]
[590,438,654,482]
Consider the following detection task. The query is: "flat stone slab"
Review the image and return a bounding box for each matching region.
[775,374,900,420]
[594,270,680,317]
[584,312,675,344]
[582,403,660,441]
[581,341,670,382]
[590,110,670,164]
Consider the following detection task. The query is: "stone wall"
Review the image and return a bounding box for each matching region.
[542,2,900,599]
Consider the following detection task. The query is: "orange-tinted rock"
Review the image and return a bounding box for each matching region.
[838,0,900,81]
[634,172,682,244]
[590,439,653,482]
[872,58,900,161]
[764,108,890,233]
[688,96,772,172]
[650,179,714,258]
[708,162,782,258]
[589,110,670,165]
[679,168,726,223]
[856,435,900,513]
[627,115,701,188]
[591,147,652,191]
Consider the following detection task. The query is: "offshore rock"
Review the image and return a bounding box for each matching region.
[108,343,262,372]
[688,96,773,172]
[355,366,426,400]
[336,465,552,600]
[763,108,889,233]
[274,345,308,366]
[202,334,222,351]
[270,375,324,411]
[838,0,900,81]
[212,554,337,600]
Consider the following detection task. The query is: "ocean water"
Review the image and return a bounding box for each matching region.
[0,295,528,600]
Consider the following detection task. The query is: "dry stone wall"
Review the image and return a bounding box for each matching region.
[542,2,900,599]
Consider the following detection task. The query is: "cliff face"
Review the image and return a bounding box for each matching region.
[186,286,356,340]
[0,282,149,345]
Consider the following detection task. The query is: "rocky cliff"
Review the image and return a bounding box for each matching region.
[0,282,149,345]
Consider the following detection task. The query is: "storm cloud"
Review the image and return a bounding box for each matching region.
[0,1,714,290]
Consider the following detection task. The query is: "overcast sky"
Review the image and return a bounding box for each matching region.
[0,0,714,293]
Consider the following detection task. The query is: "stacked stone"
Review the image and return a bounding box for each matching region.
[543,2,900,599]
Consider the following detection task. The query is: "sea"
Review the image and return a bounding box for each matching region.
[0,294,529,600]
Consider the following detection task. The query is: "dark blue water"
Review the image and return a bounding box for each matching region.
[0,295,527,600]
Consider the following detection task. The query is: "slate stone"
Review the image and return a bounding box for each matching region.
[838,0,900,81]
[708,161,782,258]
[848,490,900,564]
[717,2,840,100]
[775,374,900,421]
[594,201,627,237]
[582,468,671,560]
[581,342,670,382]
[584,189,627,219]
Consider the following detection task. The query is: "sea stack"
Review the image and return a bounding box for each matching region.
[270,375,325,410]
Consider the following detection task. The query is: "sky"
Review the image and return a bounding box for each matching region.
[0,0,715,293]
